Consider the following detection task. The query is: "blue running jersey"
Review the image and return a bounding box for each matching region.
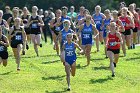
[103,18,111,38]
[64,42,76,65]
[93,13,103,31]
[81,23,93,45]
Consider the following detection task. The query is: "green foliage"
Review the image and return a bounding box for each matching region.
[0,0,139,12]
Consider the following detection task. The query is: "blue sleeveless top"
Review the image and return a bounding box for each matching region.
[61,29,73,45]
[65,42,76,65]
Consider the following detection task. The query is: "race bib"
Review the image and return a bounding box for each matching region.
[122,22,126,26]
[32,23,38,28]
[83,34,90,39]
[15,35,22,40]
[109,42,116,46]
[95,20,101,24]
[66,51,73,56]
[0,46,4,51]
[55,27,61,31]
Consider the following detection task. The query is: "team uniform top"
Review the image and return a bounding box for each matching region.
[132,12,139,28]
[0,35,8,59]
[103,18,111,31]
[119,16,131,30]
[0,35,7,52]
[107,32,120,49]
[64,42,76,65]
[103,18,111,37]
[30,15,41,34]
[22,15,30,34]
[21,15,30,28]
[93,13,104,31]
[60,16,71,29]
[77,15,84,21]
[51,18,62,35]
[10,26,23,48]
[81,23,93,45]
[61,29,73,45]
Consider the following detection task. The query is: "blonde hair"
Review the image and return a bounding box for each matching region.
[32,6,38,11]
[0,10,3,15]
[95,5,101,11]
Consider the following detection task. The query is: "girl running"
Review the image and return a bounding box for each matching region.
[93,5,105,44]
[62,33,83,91]
[101,9,111,58]
[50,9,62,55]
[7,7,20,28]
[9,18,27,71]
[106,22,123,77]
[0,10,9,35]
[129,4,139,48]
[78,15,99,66]
[21,7,31,50]
[59,20,75,63]
[28,6,44,56]
[119,7,134,50]
[112,10,125,56]
[0,26,9,67]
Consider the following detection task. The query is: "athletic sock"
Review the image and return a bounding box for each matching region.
[113,62,116,67]
[40,44,42,47]
[26,44,29,50]
[133,44,135,49]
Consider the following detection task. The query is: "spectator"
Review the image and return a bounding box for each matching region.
[67,6,77,21]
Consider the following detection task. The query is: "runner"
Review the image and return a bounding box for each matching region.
[0,26,9,67]
[43,10,52,43]
[59,20,75,63]
[93,5,105,44]
[101,9,111,58]
[129,4,139,48]
[50,9,62,55]
[119,7,134,49]
[62,33,83,91]
[106,22,123,77]
[7,7,20,28]
[9,18,27,71]
[21,7,31,50]
[0,10,9,35]
[112,10,125,56]
[78,15,99,66]
[28,6,44,56]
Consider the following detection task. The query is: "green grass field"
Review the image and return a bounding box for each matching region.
[0,39,140,93]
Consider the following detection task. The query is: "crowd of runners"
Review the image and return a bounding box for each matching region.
[0,2,140,91]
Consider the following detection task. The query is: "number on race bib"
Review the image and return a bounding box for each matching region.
[0,46,4,51]
[32,23,38,28]
[95,21,101,24]
[83,34,90,39]
[66,51,73,56]
[15,35,22,40]
[55,27,60,31]
[122,22,126,26]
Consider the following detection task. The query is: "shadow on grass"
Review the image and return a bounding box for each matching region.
[90,58,105,61]
[76,64,88,69]
[126,57,140,61]
[93,66,109,70]
[90,76,113,84]
[42,59,60,64]
[0,71,13,75]
[21,54,59,59]
[45,89,67,93]
[42,75,65,81]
